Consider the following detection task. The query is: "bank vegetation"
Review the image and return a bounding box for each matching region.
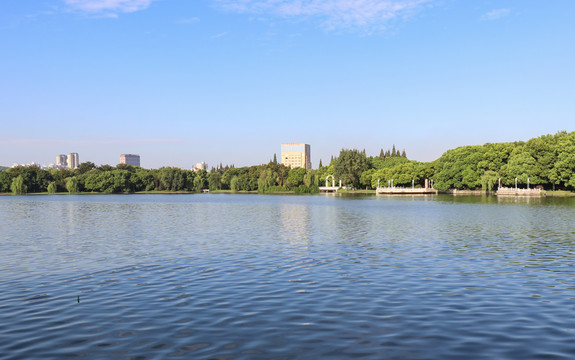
[2,131,575,195]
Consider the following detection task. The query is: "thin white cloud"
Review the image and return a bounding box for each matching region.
[211,31,228,38]
[481,8,510,21]
[214,0,433,31]
[178,17,201,24]
[64,0,154,15]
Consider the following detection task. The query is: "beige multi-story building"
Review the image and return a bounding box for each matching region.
[120,154,141,167]
[281,143,311,170]
[67,153,79,169]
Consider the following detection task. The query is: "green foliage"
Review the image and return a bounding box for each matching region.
[7,165,51,193]
[431,132,575,190]
[194,169,209,192]
[112,170,133,193]
[360,168,376,189]
[77,162,96,174]
[11,175,27,195]
[84,171,114,193]
[333,149,368,188]
[158,167,194,191]
[47,181,57,194]
[2,131,575,194]
[208,172,222,191]
[230,176,239,191]
[0,171,12,192]
[480,171,499,191]
[286,167,307,189]
[303,170,317,187]
[370,160,425,188]
[316,164,336,187]
[66,177,79,193]
[433,145,483,190]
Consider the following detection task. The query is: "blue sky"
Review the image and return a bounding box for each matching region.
[1,0,574,169]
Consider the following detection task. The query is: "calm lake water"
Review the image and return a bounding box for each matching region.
[2,194,575,359]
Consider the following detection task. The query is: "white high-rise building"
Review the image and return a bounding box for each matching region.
[67,153,79,169]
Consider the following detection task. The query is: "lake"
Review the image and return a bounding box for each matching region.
[1,194,575,359]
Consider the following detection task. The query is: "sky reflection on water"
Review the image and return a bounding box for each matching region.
[1,194,575,359]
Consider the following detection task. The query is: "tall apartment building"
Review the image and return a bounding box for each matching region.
[56,154,67,167]
[281,143,311,170]
[120,154,141,167]
[67,153,79,169]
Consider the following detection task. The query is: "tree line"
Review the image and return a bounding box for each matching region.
[325,131,575,191]
[0,161,321,195]
[2,131,575,194]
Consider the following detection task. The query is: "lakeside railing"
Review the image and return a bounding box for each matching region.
[496,187,546,197]
[376,186,438,195]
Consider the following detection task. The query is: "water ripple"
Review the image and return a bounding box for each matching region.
[2,194,575,359]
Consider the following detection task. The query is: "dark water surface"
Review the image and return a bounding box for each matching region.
[2,194,575,359]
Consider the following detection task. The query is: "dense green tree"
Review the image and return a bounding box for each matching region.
[221,167,238,190]
[433,145,484,190]
[303,170,317,187]
[370,160,423,188]
[49,168,72,192]
[7,165,47,193]
[333,149,368,188]
[0,171,13,193]
[77,162,96,174]
[158,167,193,191]
[286,167,306,189]
[480,170,499,191]
[133,169,154,191]
[360,168,376,189]
[194,169,209,191]
[98,164,114,172]
[47,181,57,194]
[230,176,239,191]
[501,151,541,186]
[84,171,114,192]
[112,170,133,193]
[116,163,137,172]
[208,172,222,191]
[66,177,79,193]
[11,175,27,195]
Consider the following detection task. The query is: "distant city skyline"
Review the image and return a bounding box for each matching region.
[1,1,574,169]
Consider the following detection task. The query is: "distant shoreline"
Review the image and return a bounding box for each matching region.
[2,190,574,197]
